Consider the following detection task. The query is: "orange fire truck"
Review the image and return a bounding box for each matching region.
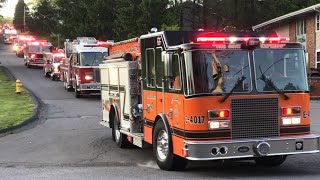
[60,37,109,98]
[99,30,319,170]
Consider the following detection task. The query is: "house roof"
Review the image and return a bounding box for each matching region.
[252,3,320,30]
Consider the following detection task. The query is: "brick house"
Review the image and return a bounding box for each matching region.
[253,4,320,96]
[253,4,320,69]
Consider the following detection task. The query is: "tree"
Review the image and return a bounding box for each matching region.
[13,0,26,31]
[27,0,58,36]
[0,0,6,8]
[113,0,171,41]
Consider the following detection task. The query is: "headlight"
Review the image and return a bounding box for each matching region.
[53,66,59,72]
[282,117,301,125]
[85,75,93,80]
[208,120,230,130]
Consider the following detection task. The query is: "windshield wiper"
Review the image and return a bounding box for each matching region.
[219,76,246,103]
[258,66,289,100]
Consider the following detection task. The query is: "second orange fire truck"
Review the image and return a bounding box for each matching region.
[99,30,319,170]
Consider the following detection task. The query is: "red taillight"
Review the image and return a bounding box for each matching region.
[281,107,301,116]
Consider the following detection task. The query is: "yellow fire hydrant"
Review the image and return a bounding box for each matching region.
[16,79,22,94]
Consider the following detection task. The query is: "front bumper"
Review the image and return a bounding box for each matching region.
[80,83,101,91]
[51,72,60,76]
[184,134,319,160]
[29,59,44,66]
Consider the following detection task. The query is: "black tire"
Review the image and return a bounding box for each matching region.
[27,63,30,68]
[113,114,130,148]
[74,85,82,98]
[254,155,287,166]
[153,120,187,171]
[45,71,50,78]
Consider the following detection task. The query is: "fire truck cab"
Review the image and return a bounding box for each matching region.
[99,30,320,170]
[24,41,53,68]
[60,37,109,98]
[13,35,36,57]
[3,29,18,44]
[43,50,65,81]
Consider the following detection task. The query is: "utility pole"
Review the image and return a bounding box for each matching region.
[23,5,25,32]
[23,5,29,32]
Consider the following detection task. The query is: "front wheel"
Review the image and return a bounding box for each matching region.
[74,85,82,98]
[153,121,187,171]
[51,75,56,81]
[254,155,287,166]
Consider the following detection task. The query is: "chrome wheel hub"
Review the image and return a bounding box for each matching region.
[157,130,169,160]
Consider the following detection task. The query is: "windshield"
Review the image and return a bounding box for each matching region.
[79,52,107,66]
[184,50,251,95]
[42,46,53,52]
[254,49,308,92]
[28,45,40,52]
[53,56,63,63]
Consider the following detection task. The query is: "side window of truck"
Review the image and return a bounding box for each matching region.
[170,54,181,90]
[146,49,155,87]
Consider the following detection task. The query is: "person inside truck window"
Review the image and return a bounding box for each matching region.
[172,54,181,90]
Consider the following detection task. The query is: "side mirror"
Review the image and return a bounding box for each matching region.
[164,53,173,78]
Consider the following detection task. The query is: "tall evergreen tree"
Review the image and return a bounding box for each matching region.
[13,0,27,31]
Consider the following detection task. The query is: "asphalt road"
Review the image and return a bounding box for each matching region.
[1,43,320,180]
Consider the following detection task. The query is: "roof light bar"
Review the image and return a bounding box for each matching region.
[197,37,226,42]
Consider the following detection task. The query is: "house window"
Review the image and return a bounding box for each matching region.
[297,18,306,35]
[317,13,320,31]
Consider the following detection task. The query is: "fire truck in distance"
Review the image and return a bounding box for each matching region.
[3,29,18,44]
[43,50,65,81]
[13,35,36,57]
[99,30,320,170]
[24,40,53,68]
[60,37,110,98]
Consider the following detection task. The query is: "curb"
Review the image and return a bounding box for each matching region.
[0,66,41,135]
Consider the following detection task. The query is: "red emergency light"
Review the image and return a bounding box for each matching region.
[31,42,40,46]
[281,107,301,116]
[196,34,288,44]
[53,53,65,57]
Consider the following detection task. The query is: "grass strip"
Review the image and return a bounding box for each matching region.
[0,67,34,129]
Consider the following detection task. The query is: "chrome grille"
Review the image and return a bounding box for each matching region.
[231,98,279,139]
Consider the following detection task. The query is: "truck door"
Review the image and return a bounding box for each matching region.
[164,53,185,131]
[144,48,158,123]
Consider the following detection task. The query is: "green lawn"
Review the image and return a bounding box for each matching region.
[0,67,34,130]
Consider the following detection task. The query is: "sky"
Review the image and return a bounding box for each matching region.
[0,0,33,17]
